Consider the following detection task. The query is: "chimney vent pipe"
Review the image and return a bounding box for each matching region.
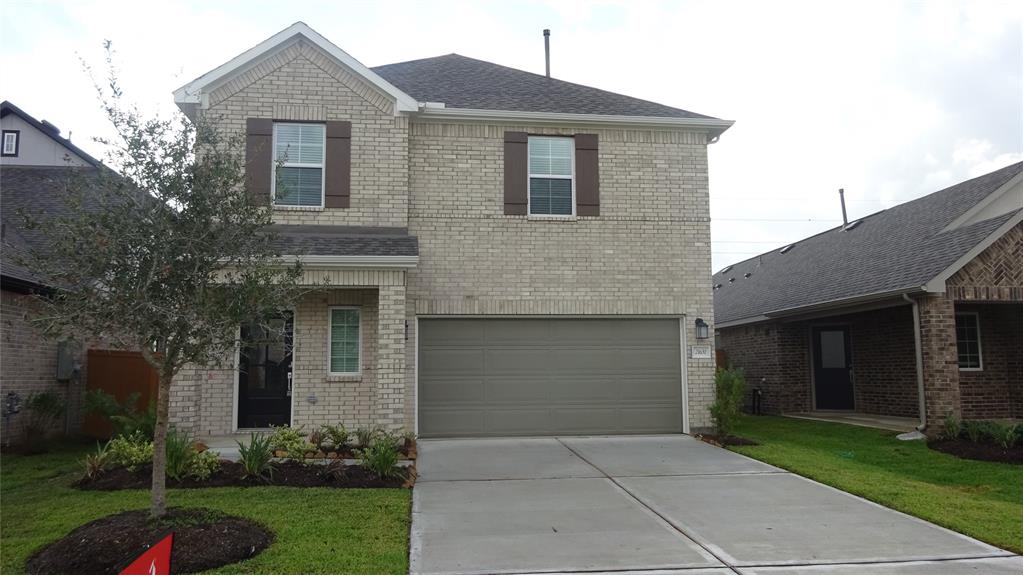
[543,29,551,78]
[839,188,849,227]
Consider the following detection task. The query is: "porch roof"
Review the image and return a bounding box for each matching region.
[268,225,418,257]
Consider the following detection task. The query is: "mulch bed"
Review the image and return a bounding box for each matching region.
[928,439,1023,464]
[696,433,760,447]
[25,507,273,575]
[75,460,414,491]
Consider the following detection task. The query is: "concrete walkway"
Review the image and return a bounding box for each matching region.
[410,435,1019,575]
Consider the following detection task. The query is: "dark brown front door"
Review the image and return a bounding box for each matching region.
[238,313,293,428]
[813,326,854,410]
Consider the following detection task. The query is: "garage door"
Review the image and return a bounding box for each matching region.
[418,318,682,438]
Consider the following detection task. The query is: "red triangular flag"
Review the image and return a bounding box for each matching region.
[119,533,174,575]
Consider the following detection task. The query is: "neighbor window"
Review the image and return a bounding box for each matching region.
[955,312,982,370]
[1,130,18,157]
[329,307,360,374]
[273,123,325,207]
[528,136,574,216]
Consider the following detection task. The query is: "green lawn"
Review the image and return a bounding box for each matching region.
[1,446,411,574]
[730,416,1023,553]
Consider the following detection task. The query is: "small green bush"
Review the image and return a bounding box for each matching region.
[189,450,220,481]
[942,412,962,440]
[107,431,154,471]
[165,429,196,481]
[986,422,1020,450]
[237,433,275,480]
[354,425,386,448]
[710,367,746,438]
[80,442,111,479]
[84,390,156,439]
[268,425,314,460]
[962,420,987,443]
[359,439,401,479]
[320,423,350,452]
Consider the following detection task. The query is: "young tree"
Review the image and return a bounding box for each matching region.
[22,46,302,518]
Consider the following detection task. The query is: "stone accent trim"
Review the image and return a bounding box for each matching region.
[917,294,961,423]
[946,222,1022,302]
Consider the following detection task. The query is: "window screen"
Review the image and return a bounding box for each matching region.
[273,123,325,207]
[329,308,360,374]
[528,136,574,216]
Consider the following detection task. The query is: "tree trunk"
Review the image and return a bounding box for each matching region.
[150,370,172,518]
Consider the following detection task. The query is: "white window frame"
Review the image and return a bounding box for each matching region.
[955,312,983,371]
[271,122,326,209]
[327,306,362,376]
[527,135,576,218]
[2,131,18,156]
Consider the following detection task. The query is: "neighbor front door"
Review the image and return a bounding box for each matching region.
[237,312,293,428]
[812,326,854,410]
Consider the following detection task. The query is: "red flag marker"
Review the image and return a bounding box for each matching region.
[119,533,173,575]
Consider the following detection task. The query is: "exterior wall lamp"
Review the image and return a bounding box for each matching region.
[695,318,710,340]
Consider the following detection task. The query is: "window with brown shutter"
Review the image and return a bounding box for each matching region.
[574,134,599,216]
[324,121,351,209]
[245,118,273,205]
[504,131,528,215]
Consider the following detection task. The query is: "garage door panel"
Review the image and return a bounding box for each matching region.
[419,319,682,437]
[420,377,485,403]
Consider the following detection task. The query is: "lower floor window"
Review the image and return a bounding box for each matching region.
[955,312,982,370]
[329,308,360,374]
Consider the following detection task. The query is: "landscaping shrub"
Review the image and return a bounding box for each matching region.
[81,442,111,479]
[107,431,154,471]
[237,433,275,480]
[987,422,1020,450]
[354,425,386,448]
[710,367,746,438]
[22,391,66,452]
[84,389,156,439]
[962,420,987,443]
[320,423,350,452]
[189,450,221,481]
[165,429,196,481]
[942,412,962,440]
[268,425,314,460]
[359,439,401,479]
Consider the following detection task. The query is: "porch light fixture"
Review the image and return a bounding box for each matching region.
[695,318,710,340]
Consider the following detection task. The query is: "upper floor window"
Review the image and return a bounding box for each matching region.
[2,130,19,157]
[955,312,982,370]
[273,123,325,207]
[528,136,574,216]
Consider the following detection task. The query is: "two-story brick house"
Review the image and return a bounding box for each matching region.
[169,23,732,438]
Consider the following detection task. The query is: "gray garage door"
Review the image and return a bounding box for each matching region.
[418,318,682,438]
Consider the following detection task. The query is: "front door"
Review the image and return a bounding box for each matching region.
[238,312,293,428]
[812,326,854,410]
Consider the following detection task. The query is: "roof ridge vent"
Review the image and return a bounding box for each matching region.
[780,243,795,254]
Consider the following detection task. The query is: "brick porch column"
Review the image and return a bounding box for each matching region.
[375,284,407,430]
[917,294,961,425]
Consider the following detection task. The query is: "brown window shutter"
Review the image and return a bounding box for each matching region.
[245,118,273,206]
[575,134,599,216]
[504,131,528,215]
[325,121,352,209]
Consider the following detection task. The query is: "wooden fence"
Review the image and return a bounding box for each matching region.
[84,350,158,439]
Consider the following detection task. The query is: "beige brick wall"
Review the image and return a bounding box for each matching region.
[175,39,717,434]
[406,121,716,429]
[1,289,86,441]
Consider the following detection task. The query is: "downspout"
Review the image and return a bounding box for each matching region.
[902,294,927,433]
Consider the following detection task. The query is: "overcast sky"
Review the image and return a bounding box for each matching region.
[2,0,1020,271]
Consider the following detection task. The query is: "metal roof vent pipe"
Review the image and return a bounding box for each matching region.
[839,188,849,228]
[544,29,551,78]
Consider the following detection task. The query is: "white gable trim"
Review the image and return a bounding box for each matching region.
[173,22,419,117]
[941,168,1023,232]
[923,208,1023,293]
[416,106,735,135]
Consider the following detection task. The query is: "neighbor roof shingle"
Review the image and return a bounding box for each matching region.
[712,161,1023,325]
[372,54,715,119]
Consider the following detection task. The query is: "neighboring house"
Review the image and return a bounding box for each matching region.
[169,22,732,438]
[714,162,1023,430]
[1,100,104,440]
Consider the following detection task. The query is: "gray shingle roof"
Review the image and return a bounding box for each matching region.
[1,166,108,289]
[713,161,1023,325]
[372,54,715,119]
[268,225,418,257]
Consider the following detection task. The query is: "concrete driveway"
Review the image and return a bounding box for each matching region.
[410,435,1019,575]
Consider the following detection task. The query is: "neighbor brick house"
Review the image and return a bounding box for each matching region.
[1,100,103,440]
[714,162,1023,431]
[168,22,732,438]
